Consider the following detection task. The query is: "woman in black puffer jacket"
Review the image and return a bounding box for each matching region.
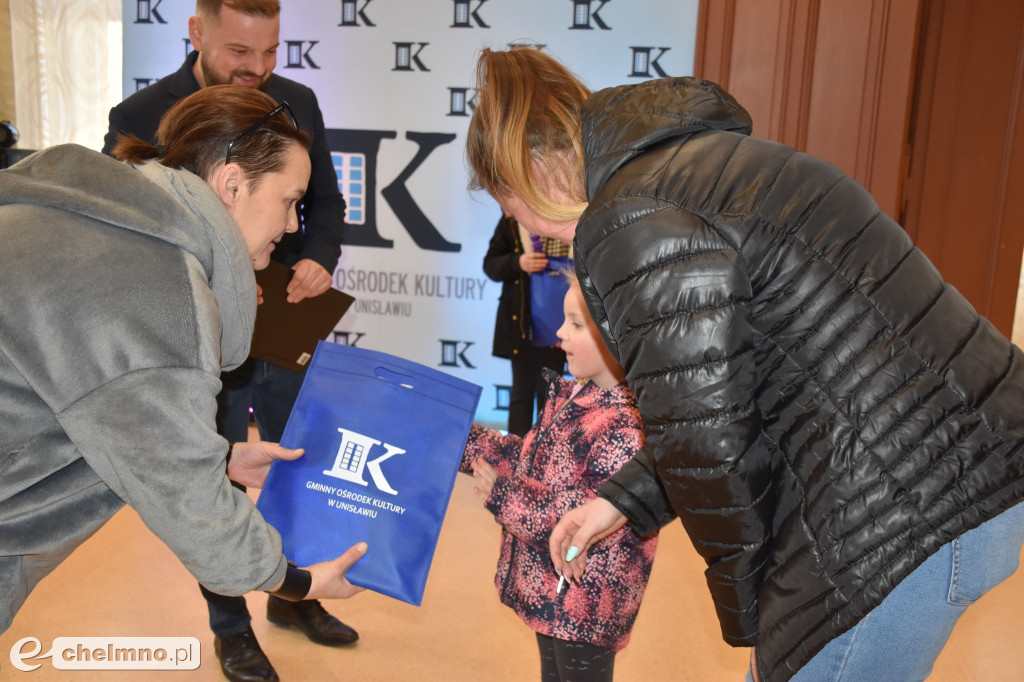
[466,47,1024,682]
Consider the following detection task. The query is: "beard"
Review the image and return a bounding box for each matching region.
[199,52,270,91]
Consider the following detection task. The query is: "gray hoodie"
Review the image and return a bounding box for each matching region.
[0,144,287,631]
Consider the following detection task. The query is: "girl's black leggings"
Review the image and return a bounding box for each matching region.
[536,632,616,682]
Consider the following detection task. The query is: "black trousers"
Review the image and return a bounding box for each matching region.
[536,633,616,682]
[200,358,305,635]
[508,345,566,436]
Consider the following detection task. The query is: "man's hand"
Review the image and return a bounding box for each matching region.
[226,441,304,488]
[287,259,333,303]
[549,497,628,582]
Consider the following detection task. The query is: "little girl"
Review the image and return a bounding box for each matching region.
[461,274,657,682]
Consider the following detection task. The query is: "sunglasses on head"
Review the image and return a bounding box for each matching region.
[224,101,298,165]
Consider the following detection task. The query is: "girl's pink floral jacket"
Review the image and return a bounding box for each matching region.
[461,369,658,651]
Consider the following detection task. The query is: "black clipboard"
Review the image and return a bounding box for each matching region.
[249,261,355,373]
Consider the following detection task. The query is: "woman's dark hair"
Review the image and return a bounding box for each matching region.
[112,85,310,189]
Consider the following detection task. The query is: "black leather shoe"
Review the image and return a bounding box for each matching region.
[266,596,359,646]
[213,626,279,682]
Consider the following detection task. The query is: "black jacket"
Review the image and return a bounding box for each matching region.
[575,77,1024,681]
[483,215,530,357]
[102,51,346,274]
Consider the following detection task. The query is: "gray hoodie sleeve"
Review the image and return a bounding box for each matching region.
[0,145,285,597]
[56,365,287,595]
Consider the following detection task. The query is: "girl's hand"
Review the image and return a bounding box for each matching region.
[470,457,497,501]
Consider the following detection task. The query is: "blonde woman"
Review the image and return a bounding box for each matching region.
[465,47,1024,682]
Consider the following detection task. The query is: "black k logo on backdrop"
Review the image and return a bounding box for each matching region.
[570,0,612,30]
[452,0,489,28]
[135,0,167,24]
[285,41,320,69]
[326,129,460,252]
[447,88,476,116]
[332,331,365,347]
[394,43,430,71]
[340,0,376,26]
[494,385,511,411]
[630,47,671,77]
[440,341,476,369]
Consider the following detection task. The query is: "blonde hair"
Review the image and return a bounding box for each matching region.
[559,262,579,289]
[466,48,591,222]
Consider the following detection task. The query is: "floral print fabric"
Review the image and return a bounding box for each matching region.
[461,370,657,651]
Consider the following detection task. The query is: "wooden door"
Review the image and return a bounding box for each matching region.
[900,0,1024,335]
[695,0,1024,335]
[695,0,920,220]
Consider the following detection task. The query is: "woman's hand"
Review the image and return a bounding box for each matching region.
[518,251,549,273]
[549,497,628,582]
[226,440,304,488]
[304,542,369,600]
[470,457,497,501]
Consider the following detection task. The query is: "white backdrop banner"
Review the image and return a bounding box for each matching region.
[121,0,699,427]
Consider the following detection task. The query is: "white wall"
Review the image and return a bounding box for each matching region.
[121,0,699,427]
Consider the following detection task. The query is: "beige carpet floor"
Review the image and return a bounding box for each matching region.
[2,458,1023,681]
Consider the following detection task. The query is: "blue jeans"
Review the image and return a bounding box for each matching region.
[203,358,307,636]
[747,501,1024,682]
[217,358,307,443]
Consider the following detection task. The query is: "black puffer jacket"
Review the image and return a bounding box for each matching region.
[575,78,1024,681]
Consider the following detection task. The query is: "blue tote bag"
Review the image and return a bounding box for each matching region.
[256,341,482,606]
[530,256,573,347]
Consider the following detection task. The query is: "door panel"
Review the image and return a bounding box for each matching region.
[696,0,1024,334]
[901,0,1024,333]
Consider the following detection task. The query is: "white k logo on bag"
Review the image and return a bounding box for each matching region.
[323,427,405,495]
